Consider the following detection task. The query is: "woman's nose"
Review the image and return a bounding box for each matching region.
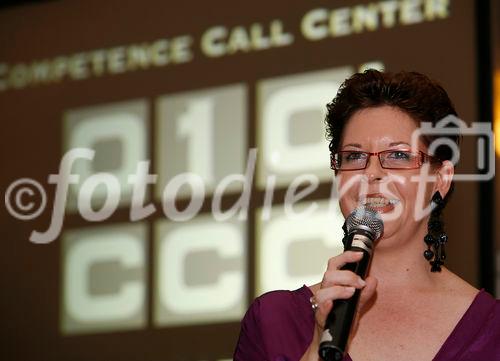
[364,154,386,181]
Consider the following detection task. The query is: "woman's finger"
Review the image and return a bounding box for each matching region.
[358,276,378,311]
[326,251,364,270]
[321,269,366,289]
[312,285,356,328]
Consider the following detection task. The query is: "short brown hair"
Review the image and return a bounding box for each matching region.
[325,69,460,203]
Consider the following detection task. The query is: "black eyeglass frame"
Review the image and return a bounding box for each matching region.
[330,150,442,171]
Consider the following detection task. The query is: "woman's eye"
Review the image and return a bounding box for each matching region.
[388,151,411,160]
[345,152,364,161]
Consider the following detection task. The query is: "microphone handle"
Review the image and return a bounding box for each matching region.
[318,241,372,361]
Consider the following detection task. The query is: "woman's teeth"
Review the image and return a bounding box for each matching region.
[362,197,400,207]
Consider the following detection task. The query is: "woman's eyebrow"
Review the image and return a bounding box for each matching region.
[341,141,411,149]
[389,141,411,147]
[342,143,362,148]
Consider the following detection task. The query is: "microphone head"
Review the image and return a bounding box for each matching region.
[346,206,384,240]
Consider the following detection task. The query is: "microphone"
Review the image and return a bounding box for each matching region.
[319,206,384,361]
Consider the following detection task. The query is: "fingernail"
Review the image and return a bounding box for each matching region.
[359,278,366,287]
[346,286,355,293]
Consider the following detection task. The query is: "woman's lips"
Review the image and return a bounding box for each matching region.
[360,194,400,213]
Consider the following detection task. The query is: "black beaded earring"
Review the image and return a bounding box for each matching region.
[423,191,448,272]
[341,220,349,249]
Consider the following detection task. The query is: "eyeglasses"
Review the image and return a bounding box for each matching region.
[330,150,441,170]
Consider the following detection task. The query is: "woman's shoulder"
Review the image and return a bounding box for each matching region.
[440,269,499,325]
[443,289,500,359]
[243,285,313,323]
[474,288,500,320]
[234,285,315,360]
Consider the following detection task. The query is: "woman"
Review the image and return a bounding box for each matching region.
[233,70,499,361]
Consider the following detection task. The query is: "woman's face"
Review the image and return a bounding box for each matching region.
[336,105,449,244]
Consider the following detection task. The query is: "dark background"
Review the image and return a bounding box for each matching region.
[0,1,497,360]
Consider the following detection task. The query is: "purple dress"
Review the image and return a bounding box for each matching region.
[234,285,500,361]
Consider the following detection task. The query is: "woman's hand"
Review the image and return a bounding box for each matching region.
[314,251,377,329]
[300,251,378,361]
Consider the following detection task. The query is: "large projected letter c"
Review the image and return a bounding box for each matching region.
[258,207,344,294]
[64,234,144,322]
[262,82,338,174]
[158,223,243,314]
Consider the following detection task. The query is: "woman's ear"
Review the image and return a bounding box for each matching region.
[434,160,454,198]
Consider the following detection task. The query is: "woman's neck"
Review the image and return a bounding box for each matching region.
[367,223,442,292]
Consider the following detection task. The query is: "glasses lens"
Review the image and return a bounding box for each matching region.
[380,150,419,168]
[336,151,368,170]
